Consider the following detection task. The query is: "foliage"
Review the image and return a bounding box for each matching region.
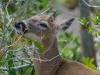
[0,0,50,75]
[81,57,97,70]
[58,32,81,61]
[22,36,46,54]
[80,14,100,70]
[80,14,100,37]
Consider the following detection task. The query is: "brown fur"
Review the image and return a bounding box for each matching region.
[14,12,100,75]
[33,36,100,75]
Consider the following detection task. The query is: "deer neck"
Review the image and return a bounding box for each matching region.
[33,35,62,75]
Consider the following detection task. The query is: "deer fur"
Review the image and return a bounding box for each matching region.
[14,11,100,75]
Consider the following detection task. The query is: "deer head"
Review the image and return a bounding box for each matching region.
[14,11,74,40]
[14,11,74,50]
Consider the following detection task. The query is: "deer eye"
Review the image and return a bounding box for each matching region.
[39,22,48,28]
[38,21,49,30]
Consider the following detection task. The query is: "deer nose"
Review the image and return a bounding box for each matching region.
[14,21,26,31]
[14,23,21,29]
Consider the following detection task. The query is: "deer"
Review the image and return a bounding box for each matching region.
[13,11,100,75]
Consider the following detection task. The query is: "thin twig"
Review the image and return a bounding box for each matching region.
[0,35,23,59]
[82,0,100,8]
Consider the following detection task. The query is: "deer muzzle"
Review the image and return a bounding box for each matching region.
[14,21,27,34]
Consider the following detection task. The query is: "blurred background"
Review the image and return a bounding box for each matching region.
[0,0,100,75]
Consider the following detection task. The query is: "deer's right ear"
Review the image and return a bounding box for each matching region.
[59,18,75,31]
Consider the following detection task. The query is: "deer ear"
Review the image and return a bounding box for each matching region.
[59,18,75,31]
[48,11,56,20]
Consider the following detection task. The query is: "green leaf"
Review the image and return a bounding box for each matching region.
[81,57,97,70]
[96,14,100,24]
[22,36,46,54]
[89,25,94,31]
[89,16,97,25]
[80,18,89,27]
[61,46,73,59]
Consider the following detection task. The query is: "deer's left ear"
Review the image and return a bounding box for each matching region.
[59,18,75,31]
[48,11,56,22]
[49,11,56,19]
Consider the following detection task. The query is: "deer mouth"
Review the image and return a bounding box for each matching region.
[14,21,27,35]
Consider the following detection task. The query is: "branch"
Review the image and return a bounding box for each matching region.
[0,3,2,8]
[82,0,100,8]
[0,64,34,71]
